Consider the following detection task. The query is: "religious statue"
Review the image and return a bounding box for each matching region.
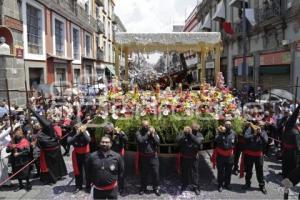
[0,37,10,55]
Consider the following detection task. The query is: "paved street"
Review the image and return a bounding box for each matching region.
[1,150,300,200]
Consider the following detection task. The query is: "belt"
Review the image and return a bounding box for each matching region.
[93,181,118,191]
[244,150,263,157]
[215,147,234,157]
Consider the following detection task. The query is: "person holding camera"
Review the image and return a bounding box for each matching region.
[135,120,161,196]
[176,125,203,195]
[242,121,268,194]
[212,121,236,192]
[67,123,91,193]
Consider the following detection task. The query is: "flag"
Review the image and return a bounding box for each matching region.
[223,21,234,35]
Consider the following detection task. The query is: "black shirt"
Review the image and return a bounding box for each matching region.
[86,150,124,187]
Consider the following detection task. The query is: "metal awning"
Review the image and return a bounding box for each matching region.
[106,64,115,75]
[213,0,225,21]
[229,0,248,8]
[200,13,211,30]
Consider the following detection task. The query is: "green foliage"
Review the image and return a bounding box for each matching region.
[91,114,245,143]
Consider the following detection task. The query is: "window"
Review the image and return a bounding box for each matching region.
[96,36,99,48]
[56,67,67,84]
[72,26,80,61]
[26,3,43,54]
[96,6,100,18]
[55,19,64,56]
[108,21,111,38]
[74,69,81,85]
[85,33,92,57]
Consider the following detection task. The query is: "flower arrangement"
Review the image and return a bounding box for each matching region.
[92,73,244,143]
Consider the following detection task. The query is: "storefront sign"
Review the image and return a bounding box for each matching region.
[260,51,291,65]
[15,48,23,58]
[234,56,254,67]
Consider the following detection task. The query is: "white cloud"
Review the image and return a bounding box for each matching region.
[115,0,198,33]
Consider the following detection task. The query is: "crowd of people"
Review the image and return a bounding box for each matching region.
[0,85,300,199]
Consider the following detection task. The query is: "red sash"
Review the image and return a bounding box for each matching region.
[239,150,263,178]
[53,125,62,139]
[283,143,296,151]
[8,139,30,149]
[40,146,59,173]
[211,147,234,169]
[134,151,156,176]
[93,180,118,191]
[72,145,90,176]
[120,148,125,156]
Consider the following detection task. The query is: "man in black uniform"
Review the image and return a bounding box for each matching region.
[104,123,128,195]
[135,120,161,196]
[86,135,124,199]
[68,123,91,193]
[29,107,67,184]
[213,121,236,192]
[282,104,300,178]
[176,125,203,195]
[242,121,268,194]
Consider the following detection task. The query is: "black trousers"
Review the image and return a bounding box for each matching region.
[118,156,125,191]
[181,157,199,189]
[140,156,159,190]
[282,150,297,178]
[244,155,265,187]
[74,153,89,189]
[233,147,243,171]
[287,166,300,186]
[93,186,118,199]
[216,156,233,187]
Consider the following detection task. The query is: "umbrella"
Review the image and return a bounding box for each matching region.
[270,89,294,101]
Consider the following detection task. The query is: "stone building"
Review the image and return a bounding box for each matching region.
[184,0,300,95]
[0,0,125,103]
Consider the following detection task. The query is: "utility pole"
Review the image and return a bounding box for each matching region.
[242,0,247,83]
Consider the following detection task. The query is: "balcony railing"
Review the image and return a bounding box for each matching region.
[255,1,281,24]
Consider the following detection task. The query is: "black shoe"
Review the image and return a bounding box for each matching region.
[139,189,145,195]
[224,185,232,191]
[194,189,200,195]
[14,185,24,192]
[154,189,161,196]
[284,190,289,200]
[74,187,82,194]
[119,189,125,196]
[242,184,251,190]
[233,170,239,175]
[218,186,222,192]
[33,173,40,178]
[25,184,32,191]
[260,187,267,194]
[85,187,91,193]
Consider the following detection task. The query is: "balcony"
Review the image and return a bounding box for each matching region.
[97,50,105,61]
[37,0,98,32]
[255,0,281,24]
